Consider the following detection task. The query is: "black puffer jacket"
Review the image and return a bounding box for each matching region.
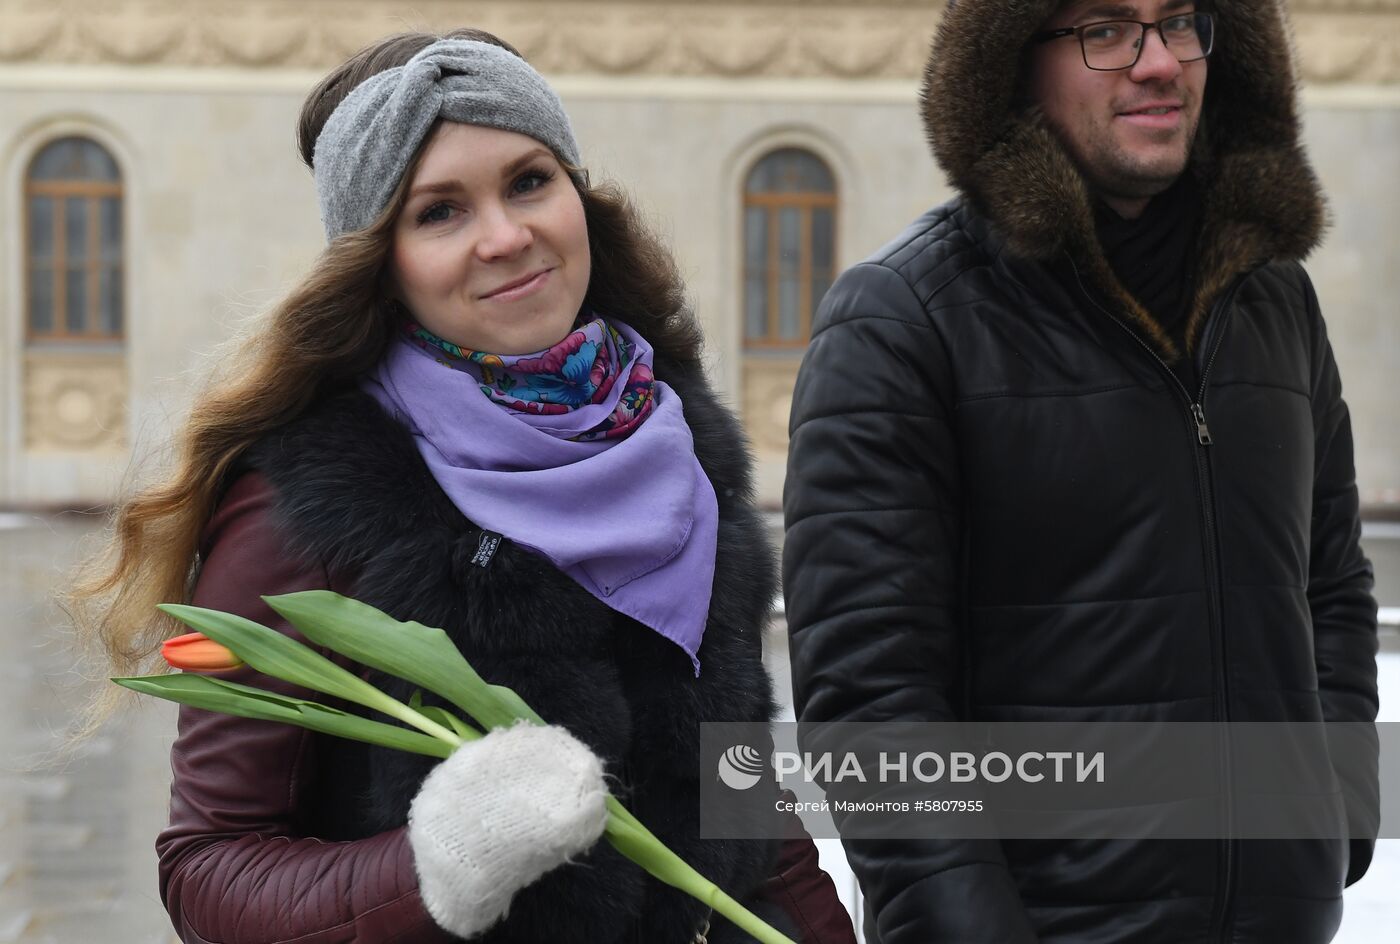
[783,2,1380,943]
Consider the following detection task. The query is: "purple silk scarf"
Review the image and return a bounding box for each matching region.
[361,319,717,674]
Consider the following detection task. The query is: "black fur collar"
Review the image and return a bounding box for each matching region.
[920,0,1325,360]
[241,356,784,941]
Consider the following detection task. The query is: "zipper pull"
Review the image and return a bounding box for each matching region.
[1192,403,1213,446]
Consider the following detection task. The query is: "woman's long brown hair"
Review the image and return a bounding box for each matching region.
[66,27,701,737]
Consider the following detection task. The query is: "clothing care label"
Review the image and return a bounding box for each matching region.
[471,531,503,568]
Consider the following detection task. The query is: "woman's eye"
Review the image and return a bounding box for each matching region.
[513,169,555,195]
[418,202,452,224]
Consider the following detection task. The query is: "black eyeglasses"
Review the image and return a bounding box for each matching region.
[1032,12,1215,71]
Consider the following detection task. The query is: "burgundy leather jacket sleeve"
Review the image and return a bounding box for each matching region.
[764,794,858,944]
[155,472,456,944]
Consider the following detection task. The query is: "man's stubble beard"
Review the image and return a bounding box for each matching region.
[1076,96,1203,204]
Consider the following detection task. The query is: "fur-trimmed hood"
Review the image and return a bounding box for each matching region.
[920,0,1326,359]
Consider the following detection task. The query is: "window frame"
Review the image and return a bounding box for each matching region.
[742,149,838,351]
[24,138,125,345]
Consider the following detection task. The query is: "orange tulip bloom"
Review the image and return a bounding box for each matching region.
[162,632,244,671]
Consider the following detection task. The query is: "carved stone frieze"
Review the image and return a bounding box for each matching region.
[571,8,670,74]
[0,2,63,62]
[203,6,311,67]
[687,12,794,76]
[0,0,1397,84]
[742,357,802,457]
[78,2,189,65]
[800,17,913,79]
[24,351,127,453]
[1296,13,1400,82]
[1294,0,1400,11]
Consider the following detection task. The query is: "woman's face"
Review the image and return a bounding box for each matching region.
[388,121,590,355]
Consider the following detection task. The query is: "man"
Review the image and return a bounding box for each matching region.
[783,1,1380,941]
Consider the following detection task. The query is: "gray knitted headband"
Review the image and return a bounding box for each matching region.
[312,38,582,241]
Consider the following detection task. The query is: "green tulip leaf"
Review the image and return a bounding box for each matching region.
[414,704,483,741]
[158,604,395,713]
[264,591,545,730]
[112,674,452,758]
[156,603,461,746]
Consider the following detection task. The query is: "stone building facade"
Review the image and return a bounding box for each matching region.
[0,0,1397,509]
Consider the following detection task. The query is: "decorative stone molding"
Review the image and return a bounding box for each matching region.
[2,0,1395,84]
[1295,0,1400,11]
[0,1,929,76]
[742,357,802,457]
[77,2,188,65]
[23,351,127,452]
[1295,12,1400,82]
[0,1,62,61]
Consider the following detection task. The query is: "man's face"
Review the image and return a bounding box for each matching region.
[1027,0,1208,213]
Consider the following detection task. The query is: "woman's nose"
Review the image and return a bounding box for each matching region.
[475,206,533,260]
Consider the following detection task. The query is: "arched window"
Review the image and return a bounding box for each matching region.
[742,148,837,349]
[25,137,124,343]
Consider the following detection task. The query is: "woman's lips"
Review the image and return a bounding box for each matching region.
[481,268,552,302]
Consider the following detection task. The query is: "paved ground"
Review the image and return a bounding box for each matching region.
[0,513,178,943]
[1,513,1396,942]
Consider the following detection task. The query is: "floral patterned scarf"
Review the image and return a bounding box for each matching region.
[402,317,655,441]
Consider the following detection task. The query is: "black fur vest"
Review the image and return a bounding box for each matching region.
[241,353,788,943]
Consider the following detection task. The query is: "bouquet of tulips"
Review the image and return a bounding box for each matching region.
[116,590,795,944]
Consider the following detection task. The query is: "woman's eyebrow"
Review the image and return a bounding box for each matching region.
[407,180,463,199]
[499,146,554,177]
[407,148,554,199]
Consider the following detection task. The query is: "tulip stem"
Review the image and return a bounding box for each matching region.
[375,699,464,749]
[602,797,796,944]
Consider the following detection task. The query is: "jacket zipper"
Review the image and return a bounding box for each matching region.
[1067,258,1242,942]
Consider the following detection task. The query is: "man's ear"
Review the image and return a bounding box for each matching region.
[1012,44,1040,112]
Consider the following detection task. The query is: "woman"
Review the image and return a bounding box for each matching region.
[73,28,853,944]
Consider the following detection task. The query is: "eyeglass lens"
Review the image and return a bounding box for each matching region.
[1081,13,1214,70]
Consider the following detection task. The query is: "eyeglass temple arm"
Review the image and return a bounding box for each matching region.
[1031,27,1078,44]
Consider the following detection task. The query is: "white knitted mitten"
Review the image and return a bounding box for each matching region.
[407,722,611,939]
